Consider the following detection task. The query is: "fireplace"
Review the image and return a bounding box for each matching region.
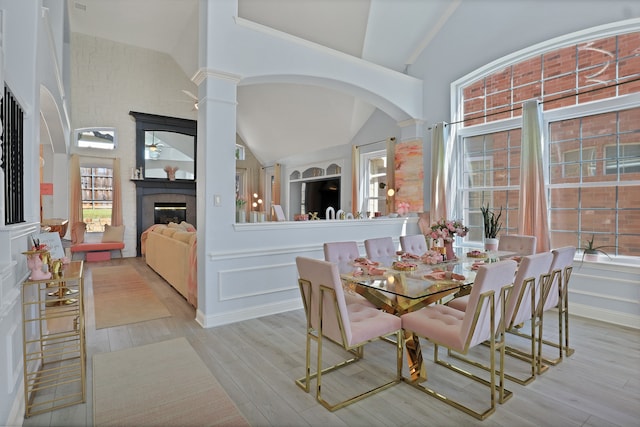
[134,180,196,256]
[154,202,187,224]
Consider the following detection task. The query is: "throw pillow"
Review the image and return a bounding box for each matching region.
[102,224,125,242]
[180,221,196,232]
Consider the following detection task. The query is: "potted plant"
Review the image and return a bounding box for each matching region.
[235,197,247,223]
[481,204,502,251]
[579,234,616,262]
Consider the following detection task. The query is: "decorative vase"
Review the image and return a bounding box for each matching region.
[24,251,52,281]
[444,240,455,260]
[583,252,599,262]
[484,237,499,252]
[236,210,246,223]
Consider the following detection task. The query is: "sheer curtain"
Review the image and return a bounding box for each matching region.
[69,154,83,226]
[519,99,550,252]
[430,123,448,222]
[111,157,123,226]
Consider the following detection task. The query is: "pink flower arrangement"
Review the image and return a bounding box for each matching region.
[397,202,410,216]
[421,249,444,265]
[429,218,469,243]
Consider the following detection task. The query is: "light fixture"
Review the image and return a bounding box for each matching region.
[386,188,396,214]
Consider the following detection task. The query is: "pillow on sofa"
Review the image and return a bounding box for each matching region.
[168,222,185,230]
[102,224,125,242]
[173,231,195,244]
[180,221,196,232]
[71,222,87,244]
[161,228,178,237]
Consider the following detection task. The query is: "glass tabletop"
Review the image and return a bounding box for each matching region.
[339,257,476,300]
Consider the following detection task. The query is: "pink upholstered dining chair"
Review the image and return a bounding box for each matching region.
[498,234,537,255]
[323,241,376,308]
[448,252,553,384]
[295,257,403,411]
[401,260,517,420]
[399,234,429,256]
[521,246,576,365]
[364,236,397,261]
[323,241,360,264]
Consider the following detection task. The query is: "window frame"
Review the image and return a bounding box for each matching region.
[360,149,388,217]
[450,22,640,257]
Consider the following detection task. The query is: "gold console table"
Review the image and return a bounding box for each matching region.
[21,260,86,417]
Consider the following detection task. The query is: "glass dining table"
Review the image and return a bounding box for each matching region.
[339,251,514,381]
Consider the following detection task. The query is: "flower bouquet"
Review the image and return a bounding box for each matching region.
[421,249,444,265]
[429,218,469,243]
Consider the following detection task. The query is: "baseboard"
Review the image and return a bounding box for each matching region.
[570,302,640,330]
[196,297,302,328]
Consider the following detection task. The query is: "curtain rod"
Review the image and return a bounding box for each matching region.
[432,75,640,129]
[356,137,396,149]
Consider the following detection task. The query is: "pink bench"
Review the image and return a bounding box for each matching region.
[70,242,124,261]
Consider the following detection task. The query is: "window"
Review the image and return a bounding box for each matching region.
[455,27,640,257]
[560,148,596,178]
[81,166,113,232]
[361,150,388,216]
[460,130,520,241]
[605,143,640,175]
[75,127,117,150]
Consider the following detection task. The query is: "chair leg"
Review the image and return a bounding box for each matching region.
[314,331,402,412]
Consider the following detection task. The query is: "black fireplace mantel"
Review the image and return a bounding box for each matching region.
[134,179,196,256]
[132,179,196,191]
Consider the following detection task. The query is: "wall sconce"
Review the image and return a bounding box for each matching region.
[386,188,396,214]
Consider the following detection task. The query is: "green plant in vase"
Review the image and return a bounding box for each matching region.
[481,204,502,251]
[235,197,247,223]
[579,234,616,262]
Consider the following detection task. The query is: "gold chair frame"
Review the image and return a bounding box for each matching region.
[451,273,551,385]
[295,278,403,411]
[509,265,574,366]
[403,285,513,421]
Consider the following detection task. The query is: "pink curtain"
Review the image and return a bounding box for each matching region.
[430,123,447,222]
[519,100,550,252]
[69,154,83,226]
[111,158,123,226]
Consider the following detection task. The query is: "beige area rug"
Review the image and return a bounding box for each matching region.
[92,265,171,329]
[93,337,250,427]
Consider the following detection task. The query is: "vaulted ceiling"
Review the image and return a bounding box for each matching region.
[68,0,459,164]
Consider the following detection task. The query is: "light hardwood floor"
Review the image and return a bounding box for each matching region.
[22,257,640,427]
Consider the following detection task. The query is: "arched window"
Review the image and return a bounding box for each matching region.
[454,24,640,257]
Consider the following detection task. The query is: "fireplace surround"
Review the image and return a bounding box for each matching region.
[134,180,196,256]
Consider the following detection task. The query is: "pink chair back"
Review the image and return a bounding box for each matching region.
[461,260,518,349]
[323,241,360,263]
[498,234,537,255]
[296,257,352,345]
[364,237,397,260]
[544,246,576,311]
[399,234,428,256]
[504,252,554,328]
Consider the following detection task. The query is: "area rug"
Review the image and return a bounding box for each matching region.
[92,265,171,329]
[93,337,249,426]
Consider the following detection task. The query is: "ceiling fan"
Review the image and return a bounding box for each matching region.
[145,141,163,152]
